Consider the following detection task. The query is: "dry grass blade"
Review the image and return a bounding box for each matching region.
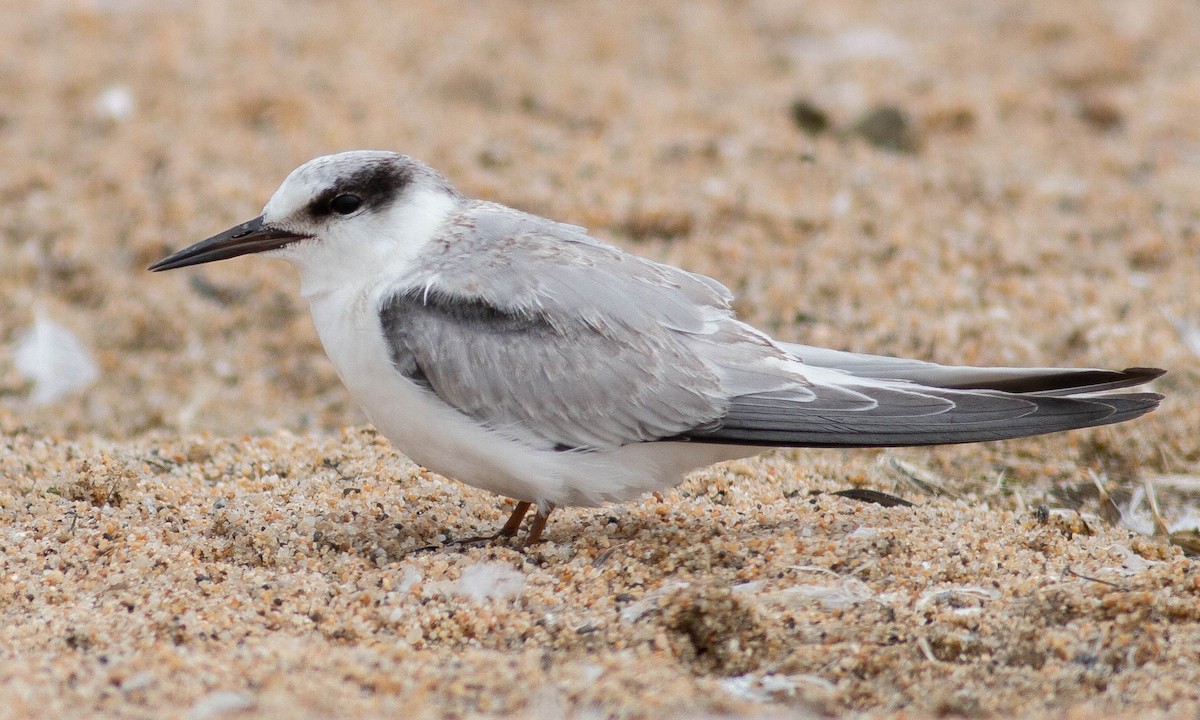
[1142,477,1172,538]
[1087,469,1123,526]
[1065,566,1126,590]
[880,454,959,499]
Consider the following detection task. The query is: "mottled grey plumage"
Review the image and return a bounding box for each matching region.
[378,202,804,451]
[377,200,1162,454]
[149,150,1165,544]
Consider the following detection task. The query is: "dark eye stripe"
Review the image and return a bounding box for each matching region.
[306,159,415,219]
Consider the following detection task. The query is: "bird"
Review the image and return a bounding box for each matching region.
[150,150,1165,546]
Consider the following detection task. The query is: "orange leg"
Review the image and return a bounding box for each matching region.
[445,500,534,547]
[497,500,533,538]
[519,503,555,548]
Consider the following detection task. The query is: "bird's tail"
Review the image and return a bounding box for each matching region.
[679,345,1164,448]
[778,343,1163,396]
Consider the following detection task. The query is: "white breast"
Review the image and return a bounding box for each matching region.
[305,283,565,502]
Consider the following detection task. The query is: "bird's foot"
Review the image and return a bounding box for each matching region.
[420,501,555,551]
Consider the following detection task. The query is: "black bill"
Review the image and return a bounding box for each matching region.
[148,216,309,272]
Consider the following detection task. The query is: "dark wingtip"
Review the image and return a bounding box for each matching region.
[941,366,1167,395]
[1097,392,1164,425]
[1122,367,1167,382]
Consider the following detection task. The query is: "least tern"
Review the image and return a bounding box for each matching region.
[151,151,1164,545]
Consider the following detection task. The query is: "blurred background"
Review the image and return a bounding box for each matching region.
[0,0,1196,512]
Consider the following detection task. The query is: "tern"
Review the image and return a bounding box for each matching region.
[151,151,1164,545]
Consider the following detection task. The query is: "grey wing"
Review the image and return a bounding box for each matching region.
[778,342,1163,396]
[679,382,1163,447]
[678,347,1164,447]
[380,286,727,450]
[380,202,1163,452]
[378,202,816,450]
[407,201,743,337]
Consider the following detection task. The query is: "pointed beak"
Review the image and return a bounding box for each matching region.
[148,216,310,272]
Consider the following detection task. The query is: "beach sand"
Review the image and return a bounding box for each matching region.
[0,1,1197,717]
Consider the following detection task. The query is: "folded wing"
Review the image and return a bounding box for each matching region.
[380,202,1163,452]
[779,342,1163,395]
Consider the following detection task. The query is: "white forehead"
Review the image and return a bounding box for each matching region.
[262,150,407,220]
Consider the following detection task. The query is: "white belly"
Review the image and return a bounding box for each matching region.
[305,285,760,507]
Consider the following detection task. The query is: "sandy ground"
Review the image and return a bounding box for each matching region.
[1,0,1199,717]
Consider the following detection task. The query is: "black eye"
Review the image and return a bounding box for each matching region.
[329,193,362,215]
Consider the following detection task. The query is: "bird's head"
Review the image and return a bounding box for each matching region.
[150,151,462,296]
